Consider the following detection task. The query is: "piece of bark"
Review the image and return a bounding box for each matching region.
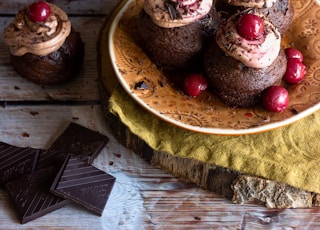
[232,175,314,208]
[312,193,320,207]
[150,151,239,199]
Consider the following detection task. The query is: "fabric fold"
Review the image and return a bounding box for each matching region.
[108,86,320,194]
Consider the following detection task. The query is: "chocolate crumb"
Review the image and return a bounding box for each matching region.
[263,116,271,122]
[30,111,39,116]
[194,216,201,220]
[1,102,7,108]
[134,81,149,90]
[164,0,182,20]
[114,153,121,158]
[22,132,30,137]
[158,80,164,87]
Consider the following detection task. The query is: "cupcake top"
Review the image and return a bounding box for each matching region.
[144,0,213,28]
[224,0,277,8]
[215,12,281,68]
[3,2,71,56]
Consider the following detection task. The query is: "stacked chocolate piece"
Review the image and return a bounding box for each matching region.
[0,123,115,224]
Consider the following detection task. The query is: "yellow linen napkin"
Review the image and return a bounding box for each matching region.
[108,87,320,194]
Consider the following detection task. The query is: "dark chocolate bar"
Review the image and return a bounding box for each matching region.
[50,155,115,216]
[5,167,69,224]
[37,149,68,170]
[0,142,40,187]
[48,123,109,164]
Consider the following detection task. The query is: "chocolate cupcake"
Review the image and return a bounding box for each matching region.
[215,0,294,34]
[3,1,84,85]
[204,12,287,107]
[137,0,220,72]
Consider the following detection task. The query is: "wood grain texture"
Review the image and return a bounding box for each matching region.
[1,0,320,228]
[1,105,320,229]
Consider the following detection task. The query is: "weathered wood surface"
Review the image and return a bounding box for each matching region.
[0,0,119,15]
[2,106,320,229]
[1,0,320,229]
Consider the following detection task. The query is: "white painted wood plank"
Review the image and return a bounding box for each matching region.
[0,105,220,228]
[0,105,320,228]
[0,104,147,229]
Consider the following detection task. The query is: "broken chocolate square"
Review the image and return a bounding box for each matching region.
[50,155,115,216]
[0,142,40,187]
[48,123,109,164]
[5,167,69,224]
[37,149,68,170]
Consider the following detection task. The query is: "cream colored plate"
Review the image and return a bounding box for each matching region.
[109,0,320,135]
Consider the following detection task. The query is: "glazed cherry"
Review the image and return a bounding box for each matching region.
[262,86,289,112]
[285,47,304,62]
[183,73,208,97]
[28,1,51,23]
[283,59,306,84]
[237,14,264,40]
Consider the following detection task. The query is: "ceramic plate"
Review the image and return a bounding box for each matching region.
[109,0,320,135]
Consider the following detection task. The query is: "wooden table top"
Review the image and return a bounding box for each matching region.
[1,0,320,229]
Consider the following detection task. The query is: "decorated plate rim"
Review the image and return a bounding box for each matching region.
[108,0,320,135]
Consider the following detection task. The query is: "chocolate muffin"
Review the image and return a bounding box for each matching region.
[3,1,84,85]
[215,0,294,34]
[204,42,287,107]
[137,0,220,72]
[203,12,287,107]
[9,29,84,85]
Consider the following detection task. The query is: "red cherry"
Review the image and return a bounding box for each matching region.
[263,86,289,112]
[183,73,208,97]
[283,59,306,84]
[237,14,264,40]
[285,47,304,62]
[28,1,51,23]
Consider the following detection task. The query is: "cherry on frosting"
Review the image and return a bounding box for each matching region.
[237,14,264,41]
[262,86,289,112]
[28,1,51,23]
[183,73,208,97]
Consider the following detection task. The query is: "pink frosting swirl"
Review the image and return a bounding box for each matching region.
[144,0,213,28]
[216,12,281,68]
[3,3,71,56]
